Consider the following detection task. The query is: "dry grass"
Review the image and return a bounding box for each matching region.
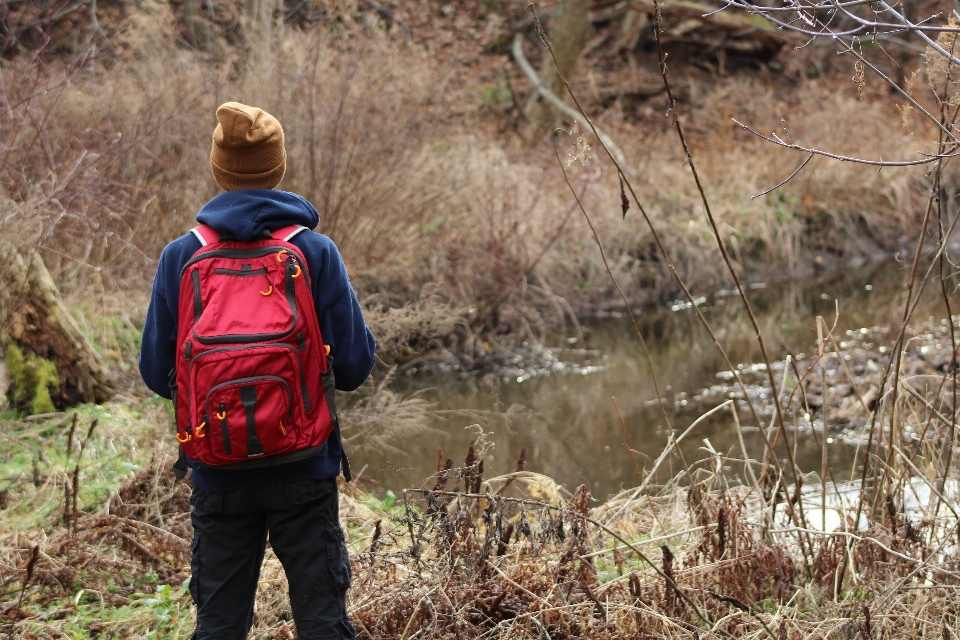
[0,0,945,351]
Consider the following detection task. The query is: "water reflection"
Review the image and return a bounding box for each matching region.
[362,259,954,498]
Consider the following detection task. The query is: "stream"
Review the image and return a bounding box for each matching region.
[358,259,955,499]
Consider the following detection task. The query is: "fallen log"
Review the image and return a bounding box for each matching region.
[592,0,791,60]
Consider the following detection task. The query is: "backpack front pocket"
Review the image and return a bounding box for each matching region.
[189,253,302,345]
[188,344,308,464]
[205,376,294,460]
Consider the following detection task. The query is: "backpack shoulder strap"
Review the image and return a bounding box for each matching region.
[190,224,219,247]
[270,225,309,242]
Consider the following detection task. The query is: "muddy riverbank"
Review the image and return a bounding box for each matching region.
[355,258,957,498]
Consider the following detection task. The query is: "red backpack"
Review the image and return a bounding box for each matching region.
[171,224,338,473]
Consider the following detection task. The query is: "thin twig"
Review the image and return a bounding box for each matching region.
[751,152,814,199]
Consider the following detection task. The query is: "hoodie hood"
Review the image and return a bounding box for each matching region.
[196,189,320,241]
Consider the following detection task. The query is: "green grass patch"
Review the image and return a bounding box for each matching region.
[0,400,173,530]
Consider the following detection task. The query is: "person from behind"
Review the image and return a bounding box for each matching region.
[139,101,375,639]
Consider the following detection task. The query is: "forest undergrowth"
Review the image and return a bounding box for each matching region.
[0,0,948,375]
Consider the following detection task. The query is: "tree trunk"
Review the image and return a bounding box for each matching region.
[183,0,212,51]
[522,0,591,131]
[0,243,113,409]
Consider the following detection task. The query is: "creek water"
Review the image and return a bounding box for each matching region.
[359,259,954,499]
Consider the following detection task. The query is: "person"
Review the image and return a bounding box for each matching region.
[139,102,376,639]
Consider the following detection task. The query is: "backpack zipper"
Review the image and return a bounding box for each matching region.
[181,247,312,287]
[213,267,268,276]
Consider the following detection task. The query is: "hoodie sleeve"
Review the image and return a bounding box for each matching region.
[322,284,377,391]
[139,251,178,398]
[292,232,376,391]
[139,234,200,398]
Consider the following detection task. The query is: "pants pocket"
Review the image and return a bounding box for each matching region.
[326,525,352,589]
[285,478,336,507]
[190,488,224,515]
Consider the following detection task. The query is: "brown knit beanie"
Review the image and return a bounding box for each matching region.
[210,102,286,191]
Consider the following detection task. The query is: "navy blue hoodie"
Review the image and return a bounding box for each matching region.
[139,189,376,491]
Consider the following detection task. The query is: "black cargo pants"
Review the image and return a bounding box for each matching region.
[188,478,356,639]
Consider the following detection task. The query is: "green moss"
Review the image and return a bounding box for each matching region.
[4,343,59,415]
[31,357,58,414]
[5,342,27,408]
